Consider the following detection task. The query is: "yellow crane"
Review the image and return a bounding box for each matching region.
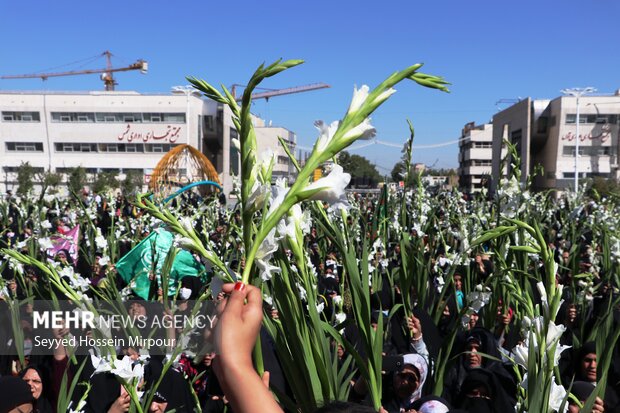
[0,50,148,91]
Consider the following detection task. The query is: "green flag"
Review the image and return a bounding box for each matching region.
[116,229,205,299]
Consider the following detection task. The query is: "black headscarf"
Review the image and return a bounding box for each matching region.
[0,376,34,413]
[456,368,514,413]
[18,365,54,413]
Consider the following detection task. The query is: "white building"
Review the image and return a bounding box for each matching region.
[457,121,493,193]
[490,92,620,193]
[0,90,296,197]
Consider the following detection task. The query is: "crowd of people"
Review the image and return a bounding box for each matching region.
[0,186,618,413]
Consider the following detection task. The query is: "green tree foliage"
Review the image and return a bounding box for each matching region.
[121,170,144,195]
[68,166,88,195]
[390,161,406,183]
[338,151,382,187]
[16,162,35,196]
[92,171,119,194]
[588,176,620,200]
[37,169,62,201]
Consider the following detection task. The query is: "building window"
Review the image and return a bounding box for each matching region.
[3,166,44,173]
[5,142,44,152]
[471,160,492,166]
[51,112,95,122]
[563,172,592,179]
[145,144,176,153]
[472,142,492,149]
[2,111,41,122]
[128,144,144,152]
[55,143,97,152]
[277,155,289,165]
[566,114,618,124]
[204,115,214,131]
[562,146,610,156]
[162,113,185,123]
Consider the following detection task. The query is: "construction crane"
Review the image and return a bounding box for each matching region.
[231,82,329,102]
[0,50,148,91]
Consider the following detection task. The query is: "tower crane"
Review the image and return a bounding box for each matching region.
[0,50,148,91]
[230,82,329,102]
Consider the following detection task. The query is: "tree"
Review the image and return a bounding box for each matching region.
[68,166,88,195]
[16,162,35,196]
[588,176,620,200]
[37,169,62,202]
[121,170,144,195]
[391,161,407,183]
[338,151,382,187]
[92,171,119,194]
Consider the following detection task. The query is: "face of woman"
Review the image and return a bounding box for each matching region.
[22,369,43,399]
[393,366,420,399]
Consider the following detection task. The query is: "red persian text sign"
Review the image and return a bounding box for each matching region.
[117,124,182,143]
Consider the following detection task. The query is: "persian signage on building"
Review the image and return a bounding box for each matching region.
[561,124,615,143]
[117,124,182,143]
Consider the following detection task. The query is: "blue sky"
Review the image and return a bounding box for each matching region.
[2,0,619,174]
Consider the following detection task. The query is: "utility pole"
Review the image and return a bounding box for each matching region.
[561,87,596,192]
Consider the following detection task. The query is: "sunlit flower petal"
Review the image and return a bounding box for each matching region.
[347,85,370,114]
[314,120,340,153]
[301,165,351,208]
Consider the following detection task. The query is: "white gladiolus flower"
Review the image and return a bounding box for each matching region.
[257,229,278,261]
[110,356,144,382]
[174,235,196,250]
[373,88,397,107]
[95,233,107,250]
[512,342,529,369]
[316,302,325,313]
[246,181,271,211]
[302,165,351,209]
[179,216,195,234]
[342,118,376,141]
[347,84,370,114]
[257,259,281,282]
[297,283,307,301]
[91,354,113,374]
[38,237,54,251]
[263,295,273,307]
[314,120,340,153]
[546,321,566,345]
[59,266,75,279]
[549,378,568,413]
[41,220,52,229]
[265,180,289,220]
[290,204,311,235]
[536,281,548,309]
[335,312,347,324]
[332,295,343,306]
[259,148,275,166]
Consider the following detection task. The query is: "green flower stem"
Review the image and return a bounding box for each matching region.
[123,381,144,413]
[241,64,447,285]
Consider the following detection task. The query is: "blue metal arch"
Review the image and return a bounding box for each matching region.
[162,180,223,203]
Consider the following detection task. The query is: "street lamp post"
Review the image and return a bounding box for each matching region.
[561,87,596,192]
[171,85,201,147]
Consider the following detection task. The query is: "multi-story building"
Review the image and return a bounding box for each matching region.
[457,121,493,193]
[0,90,296,197]
[490,91,620,193]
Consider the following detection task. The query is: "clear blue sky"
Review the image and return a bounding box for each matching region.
[2,0,619,175]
